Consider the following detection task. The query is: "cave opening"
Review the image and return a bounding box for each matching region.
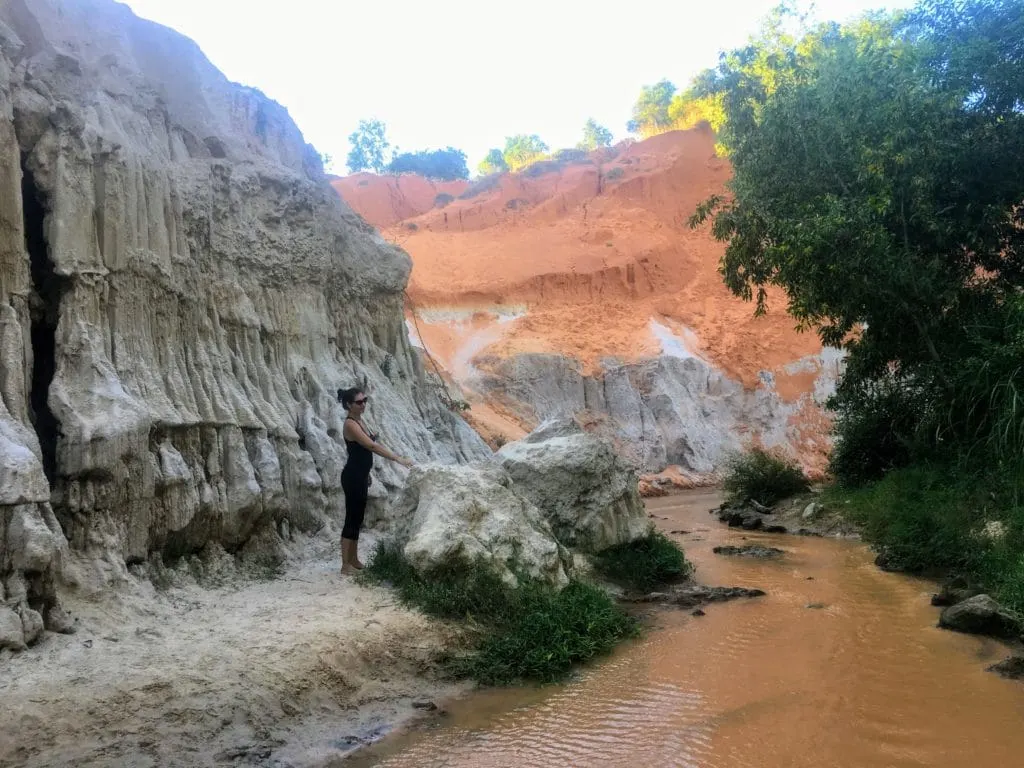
[22,155,63,485]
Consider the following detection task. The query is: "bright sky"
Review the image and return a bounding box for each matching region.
[120,0,914,175]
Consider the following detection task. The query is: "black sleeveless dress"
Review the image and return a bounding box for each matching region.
[341,418,375,540]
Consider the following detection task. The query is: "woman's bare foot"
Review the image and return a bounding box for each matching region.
[353,560,365,570]
[340,564,360,575]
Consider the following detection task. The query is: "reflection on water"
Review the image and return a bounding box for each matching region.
[347,490,1024,767]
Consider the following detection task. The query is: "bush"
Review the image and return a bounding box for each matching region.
[827,375,933,486]
[387,147,469,180]
[553,148,590,164]
[362,542,638,685]
[522,159,563,178]
[722,447,810,506]
[434,192,454,207]
[592,532,691,593]
[605,167,625,181]
[458,174,501,200]
[831,466,982,574]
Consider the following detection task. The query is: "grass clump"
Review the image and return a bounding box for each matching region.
[593,532,692,593]
[828,465,1024,614]
[361,541,638,685]
[722,447,810,506]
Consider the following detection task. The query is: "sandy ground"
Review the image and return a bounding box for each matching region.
[0,529,468,768]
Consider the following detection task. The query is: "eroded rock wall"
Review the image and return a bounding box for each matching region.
[0,0,487,627]
[476,352,842,476]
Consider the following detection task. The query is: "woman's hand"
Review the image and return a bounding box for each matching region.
[399,456,414,468]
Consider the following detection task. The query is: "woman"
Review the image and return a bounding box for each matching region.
[337,387,413,574]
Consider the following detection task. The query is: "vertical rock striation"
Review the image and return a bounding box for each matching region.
[0,0,487,639]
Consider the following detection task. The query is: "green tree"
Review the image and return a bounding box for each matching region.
[478,148,508,175]
[689,0,1024,479]
[578,118,613,150]
[502,134,549,172]
[387,147,469,180]
[346,119,391,173]
[627,79,677,137]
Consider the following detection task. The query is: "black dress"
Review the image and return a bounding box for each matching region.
[341,418,375,540]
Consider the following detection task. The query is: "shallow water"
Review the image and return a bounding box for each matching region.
[347,490,1024,767]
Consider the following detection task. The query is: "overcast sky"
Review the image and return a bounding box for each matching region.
[120,0,915,174]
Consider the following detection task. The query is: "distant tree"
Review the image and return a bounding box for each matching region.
[578,118,613,150]
[387,147,469,180]
[346,119,390,173]
[478,148,509,175]
[502,134,549,172]
[627,79,677,137]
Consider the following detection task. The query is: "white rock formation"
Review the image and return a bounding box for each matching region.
[497,420,652,552]
[0,0,488,641]
[478,352,843,475]
[387,463,570,587]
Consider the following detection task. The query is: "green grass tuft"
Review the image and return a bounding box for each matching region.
[361,541,639,685]
[592,532,692,593]
[722,447,810,506]
[828,465,1024,614]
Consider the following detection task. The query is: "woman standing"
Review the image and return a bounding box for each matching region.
[337,388,413,574]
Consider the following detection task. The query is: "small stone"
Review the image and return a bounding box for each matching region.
[806,576,815,581]
[691,609,706,617]
[412,700,438,711]
[987,656,1024,680]
[801,502,823,521]
[20,607,44,645]
[763,525,788,534]
[806,602,827,610]
[0,607,26,651]
[45,605,77,635]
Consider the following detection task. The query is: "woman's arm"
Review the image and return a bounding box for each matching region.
[344,420,414,467]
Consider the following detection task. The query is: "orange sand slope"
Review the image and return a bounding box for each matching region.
[336,128,823,393]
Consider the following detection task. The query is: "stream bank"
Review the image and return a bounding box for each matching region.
[342,489,1024,768]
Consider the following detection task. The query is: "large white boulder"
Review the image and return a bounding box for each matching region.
[497,421,652,552]
[388,463,570,588]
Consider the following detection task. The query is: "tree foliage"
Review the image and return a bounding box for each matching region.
[346,119,391,173]
[578,118,613,150]
[387,147,469,180]
[627,79,677,137]
[502,134,549,172]
[478,148,509,176]
[688,0,1024,484]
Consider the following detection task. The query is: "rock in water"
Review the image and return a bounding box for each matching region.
[938,595,1021,639]
[0,0,490,644]
[387,463,570,587]
[988,656,1024,680]
[497,427,651,552]
[930,577,982,607]
[712,545,785,559]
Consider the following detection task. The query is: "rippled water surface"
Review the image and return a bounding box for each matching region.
[348,490,1024,767]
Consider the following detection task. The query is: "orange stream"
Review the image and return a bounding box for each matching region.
[347,490,1024,767]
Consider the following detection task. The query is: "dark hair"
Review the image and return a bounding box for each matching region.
[338,387,364,409]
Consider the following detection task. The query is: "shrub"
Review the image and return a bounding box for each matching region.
[458,174,501,200]
[722,447,809,506]
[592,532,691,593]
[362,542,638,685]
[387,147,469,180]
[522,159,562,178]
[605,167,625,181]
[434,192,454,208]
[553,148,590,164]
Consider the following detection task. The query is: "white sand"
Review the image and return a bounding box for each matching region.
[0,530,468,767]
